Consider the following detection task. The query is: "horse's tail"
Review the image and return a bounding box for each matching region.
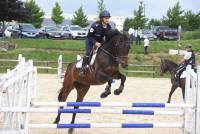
[58,62,75,101]
[58,87,63,101]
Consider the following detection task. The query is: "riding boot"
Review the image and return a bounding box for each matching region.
[79,56,89,77]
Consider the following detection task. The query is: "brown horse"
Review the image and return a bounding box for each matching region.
[160,59,185,103]
[54,30,130,133]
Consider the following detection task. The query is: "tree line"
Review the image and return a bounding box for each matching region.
[0,0,105,28]
[0,0,199,31]
[123,2,200,31]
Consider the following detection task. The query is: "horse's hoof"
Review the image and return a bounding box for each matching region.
[114,89,122,95]
[100,91,111,98]
[68,128,74,134]
[53,120,58,124]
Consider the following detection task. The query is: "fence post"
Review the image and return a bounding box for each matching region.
[57,55,63,78]
[184,66,191,134]
[46,62,49,73]
[195,66,200,134]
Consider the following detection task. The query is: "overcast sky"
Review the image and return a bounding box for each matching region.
[29,0,200,19]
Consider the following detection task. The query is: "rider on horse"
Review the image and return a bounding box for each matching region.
[175,44,195,86]
[79,10,112,77]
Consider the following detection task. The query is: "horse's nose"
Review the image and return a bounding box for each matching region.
[122,64,128,68]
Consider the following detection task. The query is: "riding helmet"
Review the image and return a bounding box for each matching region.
[99,10,111,18]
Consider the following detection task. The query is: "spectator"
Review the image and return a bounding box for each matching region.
[144,36,149,54]
[128,28,135,44]
[135,27,142,45]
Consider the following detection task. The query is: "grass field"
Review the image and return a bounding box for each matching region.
[1,38,200,62]
[0,38,199,76]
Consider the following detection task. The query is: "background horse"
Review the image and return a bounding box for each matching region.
[54,30,130,134]
[160,59,185,103]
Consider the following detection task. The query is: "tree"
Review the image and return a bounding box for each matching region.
[97,0,106,14]
[72,6,88,28]
[184,10,200,30]
[51,2,64,25]
[131,1,148,29]
[24,0,44,28]
[0,0,30,28]
[162,2,184,28]
[148,18,162,28]
[123,18,134,31]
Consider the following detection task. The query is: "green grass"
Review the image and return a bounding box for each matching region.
[1,38,200,62]
[10,39,85,50]
[0,38,200,77]
[181,30,200,40]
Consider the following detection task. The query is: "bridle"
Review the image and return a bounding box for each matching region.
[99,37,129,64]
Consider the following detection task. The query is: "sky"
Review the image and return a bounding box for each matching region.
[28,0,200,19]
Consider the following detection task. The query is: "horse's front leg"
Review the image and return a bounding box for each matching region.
[113,72,126,95]
[100,80,112,98]
[97,71,113,98]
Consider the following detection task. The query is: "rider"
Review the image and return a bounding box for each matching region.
[79,10,112,77]
[175,44,195,86]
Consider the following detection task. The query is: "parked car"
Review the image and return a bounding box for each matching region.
[65,25,87,39]
[151,26,178,40]
[141,29,157,41]
[59,26,72,39]
[0,25,4,37]
[11,23,40,38]
[40,26,69,39]
[152,26,169,36]
[161,30,178,40]
[4,26,13,38]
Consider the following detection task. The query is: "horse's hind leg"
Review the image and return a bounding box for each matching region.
[167,84,178,103]
[54,84,73,124]
[113,72,126,95]
[68,83,89,134]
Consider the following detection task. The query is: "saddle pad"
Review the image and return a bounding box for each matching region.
[180,69,196,78]
[76,55,83,68]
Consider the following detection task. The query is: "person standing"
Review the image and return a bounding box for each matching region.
[144,36,149,54]
[128,28,135,44]
[136,27,142,45]
[79,10,112,77]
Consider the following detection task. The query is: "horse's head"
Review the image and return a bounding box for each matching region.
[105,30,131,68]
[115,33,131,68]
[160,58,168,76]
[160,58,178,76]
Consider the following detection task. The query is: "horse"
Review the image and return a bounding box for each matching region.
[54,30,131,134]
[160,58,185,103]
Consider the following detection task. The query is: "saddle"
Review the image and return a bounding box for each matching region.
[76,48,98,69]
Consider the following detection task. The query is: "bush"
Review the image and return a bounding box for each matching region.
[181,30,200,40]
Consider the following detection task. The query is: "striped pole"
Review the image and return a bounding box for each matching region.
[0,107,184,115]
[28,122,183,129]
[32,101,194,108]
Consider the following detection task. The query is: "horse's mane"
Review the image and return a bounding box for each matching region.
[105,29,121,43]
[163,59,178,67]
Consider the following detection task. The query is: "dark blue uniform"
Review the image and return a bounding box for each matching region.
[175,51,195,85]
[85,21,112,56]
